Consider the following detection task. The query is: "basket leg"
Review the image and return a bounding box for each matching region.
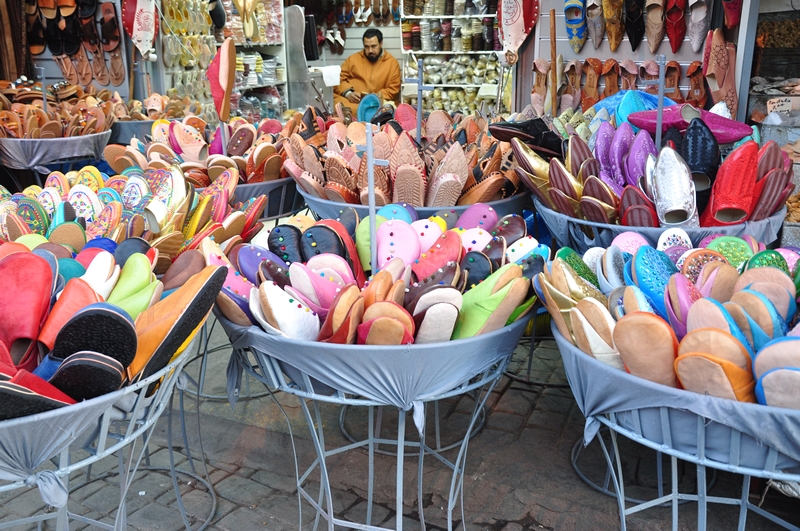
[367,405,375,526]
[396,410,406,531]
[597,430,627,531]
[697,463,707,531]
[301,399,336,531]
[737,475,750,531]
[417,403,427,531]
[671,456,679,530]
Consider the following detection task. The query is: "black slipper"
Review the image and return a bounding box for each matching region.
[458,251,494,291]
[0,382,70,421]
[490,214,527,246]
[44,15,64,55]
[52,302,138,368]
[114,237,151,267]
[59,13,82,56]
[301,225,346,260]
[268,224,304,264]
[334,207,359,239]
[78,0,97,17]
[49,351,124,401]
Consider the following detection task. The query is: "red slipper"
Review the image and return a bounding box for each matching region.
[0,253,53,371]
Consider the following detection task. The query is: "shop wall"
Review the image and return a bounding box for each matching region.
[307,24,403,75]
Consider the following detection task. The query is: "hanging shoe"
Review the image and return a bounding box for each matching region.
[664,60,685,103]
[206,38,236,122]
[619,59,638,90]
[602,0,624,51]
[639,59,659,95]
[645,0,665,53]
[581,57,603,112]
[687,0,710,52]
[665,0,686,54]
[530,58,550,116]
[564,0,588,53]
[722,0,742,29]
[586,0,605,49]
[602,58,620,98]
[624,0,645,51]
[685,60,707,108]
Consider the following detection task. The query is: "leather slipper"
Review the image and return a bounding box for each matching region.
[128,265,226,383]
[413,302,460,344]
[570,297,624,369]
[753,336,800,380]
[613,311,678,387]
[52,302,137,368]
[49,350,124,401]
[316,284,363,343]
[675,352,756,401]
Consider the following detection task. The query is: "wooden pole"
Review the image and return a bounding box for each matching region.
[549,9,557,117]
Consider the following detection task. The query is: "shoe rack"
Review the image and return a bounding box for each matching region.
[398,0,508,112]
[29,0,132,101]
[146,0,287,121]
[523,0,761,123]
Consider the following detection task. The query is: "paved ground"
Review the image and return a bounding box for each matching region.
[2,316,800,531]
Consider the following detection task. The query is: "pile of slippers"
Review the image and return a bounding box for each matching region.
[212,202,547,344]
[0,242,226,421]
[287,108,524,209]
[539,227,800,408]
[0,163,268,275]
[103,112,319,185]
[513,114,793,229]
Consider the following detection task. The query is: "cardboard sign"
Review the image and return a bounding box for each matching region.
[767,97,793,115]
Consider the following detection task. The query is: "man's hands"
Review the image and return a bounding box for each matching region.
[346,91,362,104]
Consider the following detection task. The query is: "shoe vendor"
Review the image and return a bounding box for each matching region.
[334,29,401,114]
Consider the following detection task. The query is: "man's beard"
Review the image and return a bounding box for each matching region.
[366,50,382,63]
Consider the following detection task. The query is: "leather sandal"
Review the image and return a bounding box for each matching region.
[99,2,125,86]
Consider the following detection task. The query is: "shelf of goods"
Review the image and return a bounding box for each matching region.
[151,0,286,122]
[399,0,504,112]
[520,0,759,122]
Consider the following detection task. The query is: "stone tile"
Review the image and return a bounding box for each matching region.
[3,487,48,517]
[485,412,526,433]
[215,507,293,531]
[380,513,425,530]
[82,484,150,516]
[526,410,568,432]
[66,480,105,504]
[518,427,561,449]
[166,488,217,522]
[250,470,298,493]
[141,447,188,469]
[127,503,185,531]
[534,393,575,415]
[207,460,239,474]
[234,466,256,479]
[300,482,359,514]
[208,469,231,486]
[0,511,39,530]
[214,475,274,506]
[344,501,391,526]
[493,390,535,416]
[501,523,523,531]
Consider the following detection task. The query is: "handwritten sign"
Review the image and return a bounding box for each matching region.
[767,97,793,115]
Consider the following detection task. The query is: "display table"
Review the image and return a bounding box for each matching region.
[0,132,112,189]
[299,188,532,220]
[0,338,212,531]
[218,311,529,531]
[108,120,155,145]
[553,323,800,531]
[533,198,787,255]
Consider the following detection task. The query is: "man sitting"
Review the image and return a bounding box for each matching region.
[334,29,401,114]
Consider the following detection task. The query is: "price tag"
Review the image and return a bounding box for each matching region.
[767,97,793,115]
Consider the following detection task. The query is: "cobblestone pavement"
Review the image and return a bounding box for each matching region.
[2,317,799,531]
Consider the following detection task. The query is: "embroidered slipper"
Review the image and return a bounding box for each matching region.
[49,351,125,401]
[614,311,678,387]
[452,273,529,339]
